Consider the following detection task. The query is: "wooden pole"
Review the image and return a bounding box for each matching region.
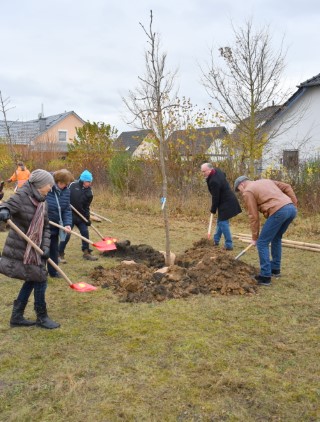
[235,233,320,249]
[237,236,320,252]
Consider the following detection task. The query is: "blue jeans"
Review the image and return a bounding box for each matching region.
[16,280,47,306]
[257,204,297,277]
[213,219,233,249]
[59,220,91,254]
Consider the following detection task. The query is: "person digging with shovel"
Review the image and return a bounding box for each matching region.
[46,169,74,275]
[0,169,60,329]
[201,163,242,250]
[234,175,298,286]
[58,169,98,261]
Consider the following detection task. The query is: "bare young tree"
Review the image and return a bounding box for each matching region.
[0,91,17,159]
[122,10,178,265]
[201,19,287,176]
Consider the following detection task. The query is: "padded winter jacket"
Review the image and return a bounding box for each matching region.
[206,168,242,221]
[46,184,72,235]
[0,181,50,282]
[8,166,31,188]
[69,180,93,223]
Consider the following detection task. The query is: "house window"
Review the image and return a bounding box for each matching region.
[283,150,299,170]
[58,130,67,142]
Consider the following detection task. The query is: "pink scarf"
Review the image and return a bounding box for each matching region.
[23,197,45,265]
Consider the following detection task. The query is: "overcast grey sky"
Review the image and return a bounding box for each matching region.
[1,0,319,134]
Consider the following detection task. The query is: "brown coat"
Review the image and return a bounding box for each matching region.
[242,179,298,240]
[0,182,51,282]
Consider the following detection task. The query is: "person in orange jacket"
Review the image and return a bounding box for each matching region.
[7,162,31,191]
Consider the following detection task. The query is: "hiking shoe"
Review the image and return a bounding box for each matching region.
[224,246,233,251]
[254,275,271,286]
[83,249,98,261]
[271,269,281,277]
[58,255,67,264]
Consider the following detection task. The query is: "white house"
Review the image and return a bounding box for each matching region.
[262,73,320,170]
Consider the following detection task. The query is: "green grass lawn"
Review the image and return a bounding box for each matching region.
[0,208,319,421]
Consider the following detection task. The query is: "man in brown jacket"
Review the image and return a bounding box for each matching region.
[234,176,298,286]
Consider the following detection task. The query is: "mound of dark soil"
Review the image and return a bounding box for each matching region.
[102,241,165,268]
[90,238,258,302]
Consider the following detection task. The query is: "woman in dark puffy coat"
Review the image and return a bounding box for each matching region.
[0,169,60,329]
[46,169,73,276]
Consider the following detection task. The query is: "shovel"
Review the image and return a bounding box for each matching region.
[207,213,213,239]
[70,205,113,240]
[49,221,116,252]
[234,243,254,260]
[7,219,97,292]
[90,210,112,223]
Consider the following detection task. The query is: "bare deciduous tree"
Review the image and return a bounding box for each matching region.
[123,10,178,265]
[201,19,287,176]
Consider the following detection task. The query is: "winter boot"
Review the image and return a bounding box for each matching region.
[254,275,272,286]
[83,249,98,261]
[35,305,60,329]
[10,300,36,327]
[58,253,67,264]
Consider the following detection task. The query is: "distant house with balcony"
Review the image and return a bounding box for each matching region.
[0,111,85,154]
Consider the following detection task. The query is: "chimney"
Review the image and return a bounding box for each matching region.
[39,116,46,132]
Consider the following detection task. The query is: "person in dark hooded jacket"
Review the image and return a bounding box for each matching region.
[201,162,242,250]
[58,169,98,261]
[46,169,73,275]
[0,169,60,329]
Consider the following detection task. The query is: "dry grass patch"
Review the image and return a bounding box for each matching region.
[0,207,319,421]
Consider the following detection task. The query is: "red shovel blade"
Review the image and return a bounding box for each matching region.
[70,282,97,292]
[94,237,118,251]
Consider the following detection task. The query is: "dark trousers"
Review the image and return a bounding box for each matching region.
[16,280,47,307]
[59,220,91,254]
[48,233,59,276]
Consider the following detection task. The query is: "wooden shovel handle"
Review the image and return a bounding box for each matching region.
[207,214,213,239]
[7,219,73,286]
[90,210,112,223]
[49,221,94,245]
[70,205,105,240]
[234,243,254,260]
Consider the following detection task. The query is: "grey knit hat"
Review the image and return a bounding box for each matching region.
[29,169,54,189]
[234,175,250,192]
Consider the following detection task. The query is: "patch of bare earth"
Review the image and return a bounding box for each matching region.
[91,239,258,302]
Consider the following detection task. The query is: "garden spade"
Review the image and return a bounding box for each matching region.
[49,221,116,252]
[70,205,116,246]
[7,219,97,292]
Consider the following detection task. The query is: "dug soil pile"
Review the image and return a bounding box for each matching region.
[90,239,258,303]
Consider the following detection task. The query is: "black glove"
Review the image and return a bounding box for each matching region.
[0,208,10,222]
[42,247,50,260]
[85,220,91,226]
